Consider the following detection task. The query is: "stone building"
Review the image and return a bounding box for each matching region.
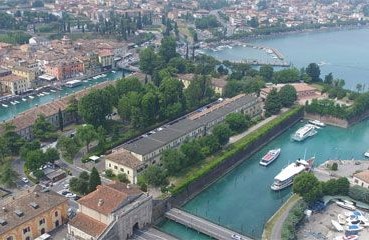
[68,182,152,240]
[353,170,369,188]
[0,186,68,240]
[0,74,30,95]
[105,93,262,184]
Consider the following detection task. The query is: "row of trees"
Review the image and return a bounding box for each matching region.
[293,172,350,204]
[264,85,297,116]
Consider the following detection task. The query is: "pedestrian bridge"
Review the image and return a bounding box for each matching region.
[165,208,252,240]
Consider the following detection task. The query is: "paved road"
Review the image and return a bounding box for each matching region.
[130,228,178,240]
[269,196,300,240]
[165,208,251,240]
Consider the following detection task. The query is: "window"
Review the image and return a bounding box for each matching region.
[114,166,118,170]
[109,163,111,167]
[127,170,130,174]
[120,168,124,172]
[55,211,58,217]
[6,236,13,240]
[39,218,45,225]
[23,226,30,234]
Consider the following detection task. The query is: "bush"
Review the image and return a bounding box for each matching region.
[105,169,115,178]
[331,162,338,171]
[349,185,369,204]
[281,199,307,240]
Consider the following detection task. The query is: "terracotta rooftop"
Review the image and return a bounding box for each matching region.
[0,185,68,235]
[68,213,107,238]
[77,182,142,215]
[354,170,369,184]
[105,149,143,169]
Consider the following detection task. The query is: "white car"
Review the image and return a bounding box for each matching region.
[22,177,29,183]
[65,193,76,198]
[231,234,242,240]
[63,183,69,189]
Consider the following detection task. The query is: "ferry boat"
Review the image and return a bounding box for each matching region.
[271,157,315,191]
[291,124,317,142]
[65,80,82,88]
[260,148,281,166]
[308,119,326,127]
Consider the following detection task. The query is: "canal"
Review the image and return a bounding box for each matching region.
[159,118,369,239]
[0,70,125,122]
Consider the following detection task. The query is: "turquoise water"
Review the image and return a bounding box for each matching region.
[158,220,213,240]
[0,71,125,122]
[160,119,369,239]
[205,28,369,89]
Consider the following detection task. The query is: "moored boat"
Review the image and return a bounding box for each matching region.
[345,224,363,231]
[308,119,325,127]
[2,103,8,108]
[260,148,281,166]
[332,219,344,232]
[271,157,315,191]
[364,149,369,158]
[22,98,27,101]
[292,124,317,142]
[29,95,34,99]
[336,200,356,211]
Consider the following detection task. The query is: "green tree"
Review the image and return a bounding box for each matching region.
[159,77,185,118]
[225,113,249,133]
[306,63,321,82]
[198,135,220,156]
[44,148,59,163]
[24,149,45,172]
[259,65,274,81]
[142,165,168,187]
[356,83,363,93]
[324,73,333,85]
[88,167,101,192]
[0,161,18,188]
[293,172,322,204]
[212,123,231,145]
[69,177,89,195]
[78,89,112,127]
[273,68,300,83]
[66,96,79,123]
[265,88,281,116]
[2,123,24,155]
[278,85,297,107]
[76,124,97,153]
[117,173,130,183]
[115,77,143,97]
[0,137,10,163]
[184,75,214,108]
[58,108,63,131]
[139,47,160,76]
[159,36,177,63]
[32,115,57,141]
[57,135,79,162]
[33,169,45,180]
[161,149,186,175]
[20,141,40,160]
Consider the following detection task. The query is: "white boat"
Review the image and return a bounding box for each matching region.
[292,124,318,142]
[50,89,56,93]
[65,80,82,88]
[112,70,116,73]
[10,101,16,105]
[29,95,34,99]
[308,119,325,127]
[332,219,344,232]
[2,104,8,108]
[42,91,50,95]
[364,149,369,158]
[260,148,281,166]
[22,98,27,101]
[14,100,20,104]
[271,157,315,191]
[336,200,356,211]
[39,93,45,96]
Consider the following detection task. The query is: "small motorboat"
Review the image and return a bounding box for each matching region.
[336,200,356,211]
[10,101,16,105]
[14,100,20,104]
[42,91,50,95]
[337,214,346,225]
[22,98,27,101]
[50,89,56,93]
[29,95,34,99]
[332,219,344,232]
[39,93,44,96]
[346,224,364,231]
[260,148,281,166]
[2,104,8,108]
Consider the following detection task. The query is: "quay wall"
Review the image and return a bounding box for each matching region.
[168,106,304,207]
[305,110,369,128]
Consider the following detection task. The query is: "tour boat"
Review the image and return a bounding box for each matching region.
[22,98,27,101]
[291,124,317,142]
[2,103,8,108]
[29,95,34,99]
[271,157,315,191]
[364,149,369,158]
[308,119,326,127]
[336,200,356,211]
[260,148,281,166]
[332,219,344,232]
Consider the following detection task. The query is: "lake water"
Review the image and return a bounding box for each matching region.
[160,28,369,239]
[205,28,369,90]
[0,71,124,122]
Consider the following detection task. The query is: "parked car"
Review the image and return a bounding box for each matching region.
[63,183,69,189]
[66,193,76,198]
[61,190,70,195]
[22,177,29,183]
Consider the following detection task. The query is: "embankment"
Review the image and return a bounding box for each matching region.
[305,109,369,128]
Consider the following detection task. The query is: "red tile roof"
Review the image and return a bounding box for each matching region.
[69,213,107,237]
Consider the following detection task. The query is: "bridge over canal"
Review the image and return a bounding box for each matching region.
[165,208,253,240]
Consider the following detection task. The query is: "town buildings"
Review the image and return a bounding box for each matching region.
[0,186,68,240]
[178,73,227,96]
[0,74,31,95]
[353,170,369,188]
[68,182,152,240]
[105,93,262,184]
[260,83,320,102]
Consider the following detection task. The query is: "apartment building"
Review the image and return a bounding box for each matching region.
[0,74,30,95]
[0,186,68,240]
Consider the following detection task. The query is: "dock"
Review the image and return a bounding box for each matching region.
[165,208,252,240]
[233,59,290,67]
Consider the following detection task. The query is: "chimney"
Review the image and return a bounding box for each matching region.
[98,199,104,206]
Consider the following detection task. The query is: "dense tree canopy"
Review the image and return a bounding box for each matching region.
[278,85,297,107]
[264,88,281,116]
[306,63,321,82]
[293,172,322,204]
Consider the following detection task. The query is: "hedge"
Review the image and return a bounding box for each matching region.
[170,105,304,195]
[349,185,369,204]
[281,199,307,240]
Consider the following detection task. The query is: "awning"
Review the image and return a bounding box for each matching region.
[89,155,100,162]
[38,74,56,81]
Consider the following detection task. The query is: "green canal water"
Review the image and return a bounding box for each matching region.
[0,70,125,122]
[160,119,369,239]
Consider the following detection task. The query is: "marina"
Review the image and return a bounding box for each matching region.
[160,119,369,239]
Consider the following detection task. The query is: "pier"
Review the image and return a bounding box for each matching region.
[165,208,252,240]
[233,59,291,67]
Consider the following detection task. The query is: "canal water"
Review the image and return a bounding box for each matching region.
[204,28,369,89]
[160,118,369,239]
[0,71,124,122]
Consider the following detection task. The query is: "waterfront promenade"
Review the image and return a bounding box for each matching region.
[165,208,252,240]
